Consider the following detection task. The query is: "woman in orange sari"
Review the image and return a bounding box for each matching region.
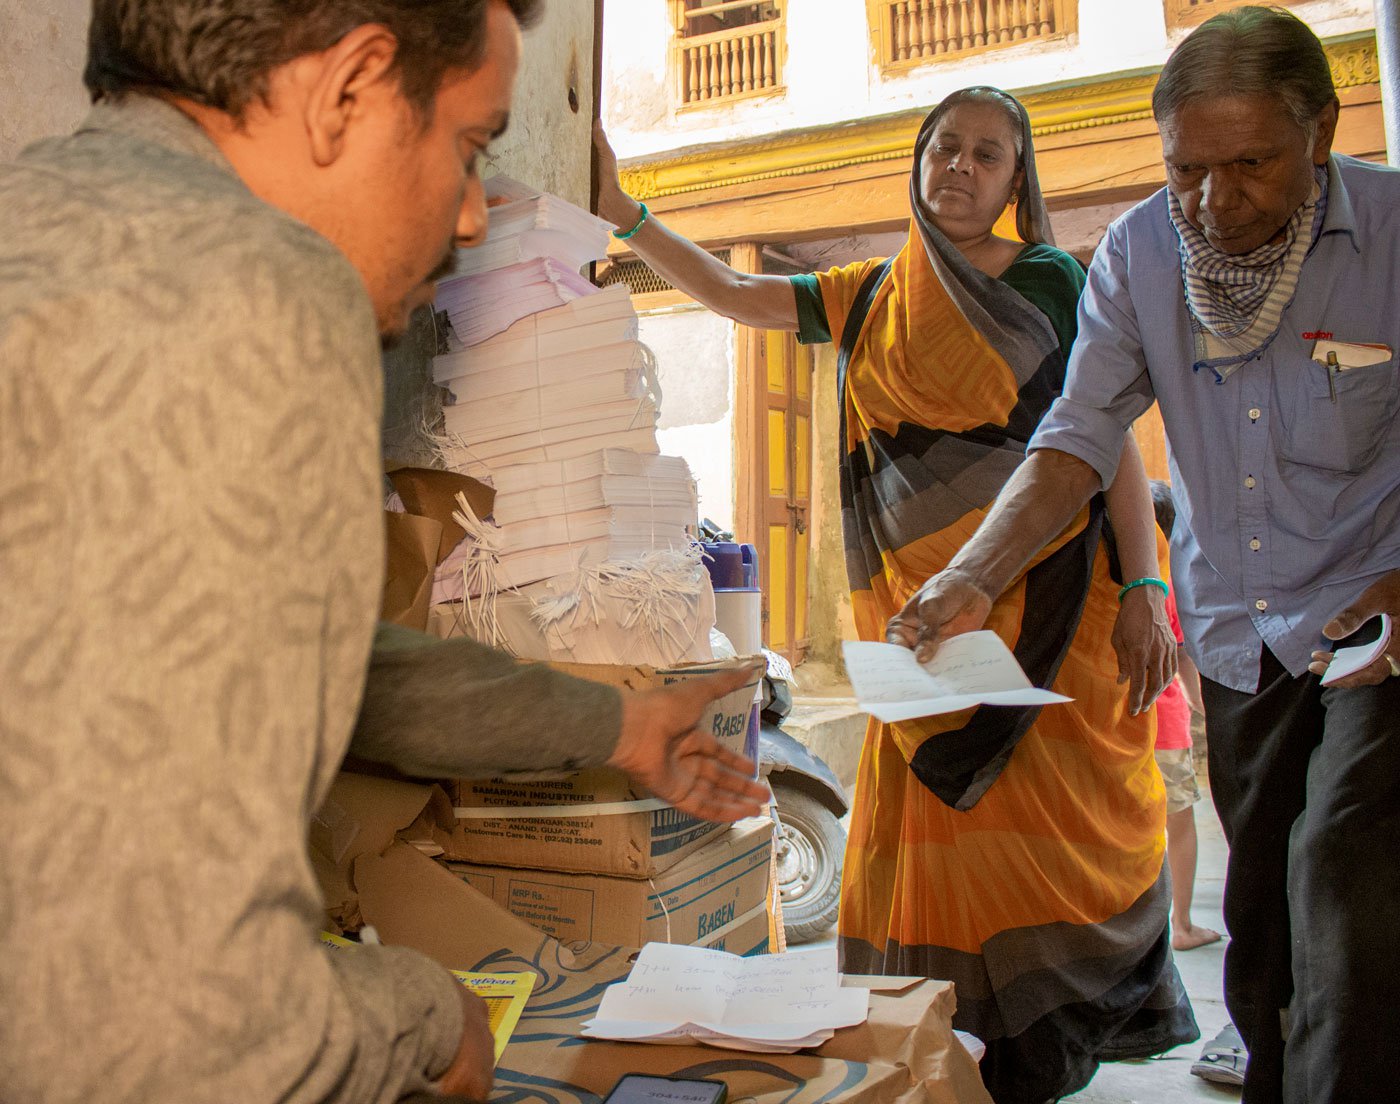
[596,88,1196,1102]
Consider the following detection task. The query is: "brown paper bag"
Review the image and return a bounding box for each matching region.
[386,464,494,564]
[310,773,459,932]
[382,510,442,630]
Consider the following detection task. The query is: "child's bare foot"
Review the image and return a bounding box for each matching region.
[1172,922,1222,951]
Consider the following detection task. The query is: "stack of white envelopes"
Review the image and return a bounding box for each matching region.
[427,181,706,642]
[482,449,696,589]
[435,284,659,473]
[433,175,615,346]
[583,944,870,1053]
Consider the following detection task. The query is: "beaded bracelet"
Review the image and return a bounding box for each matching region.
[1118,577,1169,603]
[614,202,650,240]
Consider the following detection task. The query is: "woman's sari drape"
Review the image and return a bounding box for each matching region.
[827,107,1197,1104]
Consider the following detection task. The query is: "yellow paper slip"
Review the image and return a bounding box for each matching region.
[320,932,536,1063]
[449,969,537,1062]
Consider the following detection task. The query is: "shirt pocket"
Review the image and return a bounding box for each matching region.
[1276,354,1396,473]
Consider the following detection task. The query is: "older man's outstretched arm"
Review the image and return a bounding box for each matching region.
[886,447,1102,658]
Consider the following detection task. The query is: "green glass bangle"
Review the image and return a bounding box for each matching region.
[1118,577,1169,603]
[613,202,650,240]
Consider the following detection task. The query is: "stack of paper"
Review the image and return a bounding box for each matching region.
[582,944,870,1053]
[492,450,696,524]
[434,284,641,386]
[431,177,615,348]
[475,450,696,589]
[452,191,613,277]
[435,258,598,348]
[426,179,701,631]
[436,285,659,465]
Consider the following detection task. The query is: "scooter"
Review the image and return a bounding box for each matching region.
[698,520,850,946]
[758,665,849,946]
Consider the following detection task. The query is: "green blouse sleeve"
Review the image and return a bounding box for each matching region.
[997,243,1087,358]
[789,273,832,346]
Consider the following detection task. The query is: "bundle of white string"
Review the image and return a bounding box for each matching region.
[450,489,510,647]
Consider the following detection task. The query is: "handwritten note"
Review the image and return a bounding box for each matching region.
[1321,614,1392,686]
[843,633,1072,723]
[582,943,869,1052]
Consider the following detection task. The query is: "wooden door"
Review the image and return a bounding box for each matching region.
[758,329,813,663]
[732,243,813,665]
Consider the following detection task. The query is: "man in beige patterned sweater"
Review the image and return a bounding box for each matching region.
[0,2,767,1101]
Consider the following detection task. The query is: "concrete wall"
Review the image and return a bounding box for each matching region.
[640,307,737,531]
[804,342,855,675]
[603,0,1374,158]
[489,2,597,209]
[0,1,92,164]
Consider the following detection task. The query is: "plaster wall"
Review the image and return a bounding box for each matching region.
[639,307,738,531]
[0,1,92,164]
[602,0,1374,158]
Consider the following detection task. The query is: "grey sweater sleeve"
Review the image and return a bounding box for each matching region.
[351,623,624,777]
[322,944,468,1101]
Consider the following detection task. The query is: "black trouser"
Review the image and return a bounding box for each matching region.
[1201,643,1400,1104]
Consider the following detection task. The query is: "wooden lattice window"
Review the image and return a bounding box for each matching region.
[870,0,1078,70]
[1164,0,1304,30]
[600,250,733,295]
[671,1,785,106]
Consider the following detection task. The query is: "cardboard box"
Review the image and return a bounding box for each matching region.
[447,768,723,877]
[703,903,771,958]
[350,842,994,1104]
[446,818,773,949]
[549,656,762,758]
[447,656,763,878]
[318,775,990,1101]
[311,772,460,932]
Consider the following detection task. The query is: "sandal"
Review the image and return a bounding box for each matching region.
[1191,1022,1247,1087]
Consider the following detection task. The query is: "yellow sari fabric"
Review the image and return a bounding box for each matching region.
[825,243,1166,977]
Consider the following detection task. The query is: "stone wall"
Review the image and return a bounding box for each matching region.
[0,0,92,164]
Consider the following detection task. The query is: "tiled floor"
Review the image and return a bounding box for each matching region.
[1064,788,1236,1103]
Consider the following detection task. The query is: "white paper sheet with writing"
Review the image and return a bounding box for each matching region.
[581,944,869,1052]
[843,632,1072,723]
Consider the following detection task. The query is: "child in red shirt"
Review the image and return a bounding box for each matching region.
[1151,482,1220,951]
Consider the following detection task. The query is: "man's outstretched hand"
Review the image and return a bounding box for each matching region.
[609,661,770,822]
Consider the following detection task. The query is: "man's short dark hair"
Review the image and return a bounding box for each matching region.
[84,0,544,118]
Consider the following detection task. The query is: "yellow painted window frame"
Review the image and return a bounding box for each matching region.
[866,0,1079,74]
[668,0,786,109]
[1163,0,1305,31]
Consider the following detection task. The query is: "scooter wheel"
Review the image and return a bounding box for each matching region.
[771,783,844,944]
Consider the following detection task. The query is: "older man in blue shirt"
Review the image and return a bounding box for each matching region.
[892,8,1400,1104]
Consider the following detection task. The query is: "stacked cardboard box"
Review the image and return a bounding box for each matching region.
[440,658,771,955]
[446,817,772,955]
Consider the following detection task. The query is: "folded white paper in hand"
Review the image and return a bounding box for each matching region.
[1321,614,1392,686]
[843,632,1072,723]
[581,943,869,1052]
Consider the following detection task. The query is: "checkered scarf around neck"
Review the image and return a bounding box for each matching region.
[1169,165,1327,381]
